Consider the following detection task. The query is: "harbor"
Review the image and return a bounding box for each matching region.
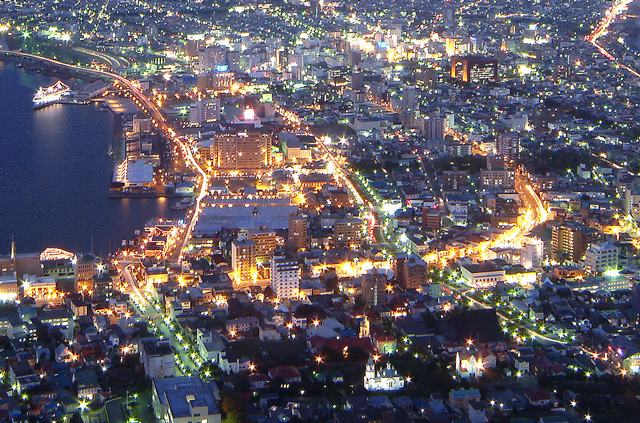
[0,60,178,254]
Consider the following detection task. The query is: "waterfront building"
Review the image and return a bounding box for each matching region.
[114,158,154,188]
[23,276,63,307]
[0,275,19,302]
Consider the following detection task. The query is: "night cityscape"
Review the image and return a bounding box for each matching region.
[1,0,640,422]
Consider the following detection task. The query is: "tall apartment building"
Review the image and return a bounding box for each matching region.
[249,229,278,264]
[141,339,176,379]
[395,254,428,289]
[551,222,597,263]
[286,212,308,252]
[442,170,470,191]
[419,113,447,141]
[334,218,363,246]
[422,208,443,232]
[520,237,544,269]
[231,235,257,288]
[480,169,515,189]
[496,133,521,161]
[584,241,619,273]
[189,98,221,124]
[270,251,300,300]
[361,270,388,306]
[74,254,99,294]
[198,45,227,73]
[212,130,272,170]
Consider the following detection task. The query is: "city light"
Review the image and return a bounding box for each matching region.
[1,0,638,419]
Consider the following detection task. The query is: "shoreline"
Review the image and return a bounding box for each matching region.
[0,54,184,254]
[3,56,174,200]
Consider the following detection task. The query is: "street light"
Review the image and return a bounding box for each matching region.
[78,400,89,412]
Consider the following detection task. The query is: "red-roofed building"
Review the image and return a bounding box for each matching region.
[268,366,302,384]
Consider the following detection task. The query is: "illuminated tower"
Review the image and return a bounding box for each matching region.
[359,315,370,338]
[231,233,257,288]
[10,235,15,261]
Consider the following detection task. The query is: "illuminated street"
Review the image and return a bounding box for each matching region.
[1,0,640,422]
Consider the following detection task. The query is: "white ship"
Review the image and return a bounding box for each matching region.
[33,81,71,109]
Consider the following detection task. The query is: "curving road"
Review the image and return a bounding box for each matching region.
[586,0,640,78]
[1,49,209,262]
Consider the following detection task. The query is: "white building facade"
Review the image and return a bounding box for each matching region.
[270,252,300,299]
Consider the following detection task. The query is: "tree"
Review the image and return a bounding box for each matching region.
[221,394,243,423]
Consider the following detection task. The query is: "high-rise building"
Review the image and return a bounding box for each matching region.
[520,237,544,269]
[334,218,363,247]
[361,270,388,306]
[480,169,515,189]
[443,3,456,25]
[348,51,362,68]
[212,130,272,170]
[231,234,256,288]
[584,241,619,273]
[422,208,443,232]
[401,85,419,111]
[286,212,308,252]
[414,68,438,89]
[189,98,221,124]
[75,254,99,294]
[249,229,278,264]
[309,0,321,17]
[632,283,640,315]
[496,133,521,161]
[442,171,470,191]
[420,113,447,141]
[551,222,596,263]
[395,254,427,290]
[198,45,227,73]
[270,251,300,300]
[451,56,498,83]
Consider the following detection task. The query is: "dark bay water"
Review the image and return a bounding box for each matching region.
[0,61,170,255]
